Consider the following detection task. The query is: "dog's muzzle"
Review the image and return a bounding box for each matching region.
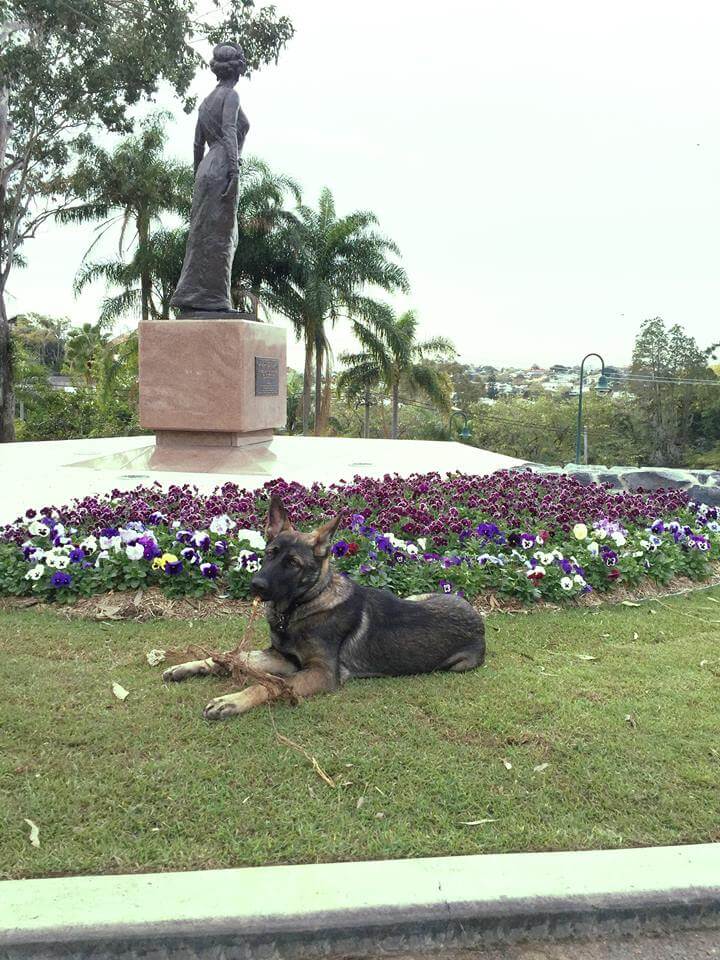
[250,575,270,600]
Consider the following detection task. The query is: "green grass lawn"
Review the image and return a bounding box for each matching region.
[2,590,720,880]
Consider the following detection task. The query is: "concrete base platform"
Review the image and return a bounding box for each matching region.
[0,435,522,525]
[2,845,719,959]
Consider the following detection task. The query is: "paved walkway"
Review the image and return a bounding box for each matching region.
[0,435,522,525]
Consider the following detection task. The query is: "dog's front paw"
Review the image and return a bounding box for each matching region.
[203,694,243,721]
[163,663,193,683]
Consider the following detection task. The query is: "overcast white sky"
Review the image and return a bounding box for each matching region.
[7,0,720,369]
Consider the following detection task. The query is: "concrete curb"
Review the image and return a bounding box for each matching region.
[2,844,719,959]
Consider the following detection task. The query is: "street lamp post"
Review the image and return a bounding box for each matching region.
[575,353,608,465]
[450,408,472,442]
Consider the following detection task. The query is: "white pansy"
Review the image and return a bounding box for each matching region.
[245,559,261,573]
[94,550,110,568]
[125,544,144,561]
[53,523,66,539]
[211,514,237,536]
[560,576,573,591]
[587,541,599,556]
[28,519,50,537]
[119,527,141,544]
[550,549,565,560]
[99,535,122,553]
[80,535,98,553]
[632,550,644,558]
[405,544,419,556]
[573,574,586,586]
[594,528,607,540]
[611,531,626,547]
[236,527,265,549]
[24,565,45,581]
[573,523,588,540]
[46,553,70,570]
[417,538,427,551]
[171,520,181,529]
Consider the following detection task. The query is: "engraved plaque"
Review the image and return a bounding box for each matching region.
[255,357,280,396]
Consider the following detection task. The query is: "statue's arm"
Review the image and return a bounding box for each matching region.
[221,89,240,169]
[236,104,250,157]
[193,119,205,175]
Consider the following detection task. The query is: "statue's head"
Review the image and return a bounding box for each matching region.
[210,42,247,83]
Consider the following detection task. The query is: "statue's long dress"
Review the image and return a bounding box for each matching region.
[170,86,249,312]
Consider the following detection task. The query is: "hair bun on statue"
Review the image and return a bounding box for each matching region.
[210,42,247,80]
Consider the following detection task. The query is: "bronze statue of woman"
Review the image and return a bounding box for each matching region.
[170,42,249,316]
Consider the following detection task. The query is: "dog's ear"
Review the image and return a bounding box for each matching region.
[265,495,293,543]
[312,513,343,558]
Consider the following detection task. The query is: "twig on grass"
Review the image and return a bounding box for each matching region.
[268,710,336,787]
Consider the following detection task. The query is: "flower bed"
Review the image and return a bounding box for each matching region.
[0,470,718,605]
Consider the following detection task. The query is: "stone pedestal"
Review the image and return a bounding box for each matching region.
[139,317,286,473]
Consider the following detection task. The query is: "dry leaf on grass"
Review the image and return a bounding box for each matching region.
[502,758,513,770]
[459,818,498,826]
[112,682,129,701]
[24,819,40,848]
[145,649,167,666]
[621,601,641,607]
[533,763,549,773]
[625,714,637,728]
[576,654,597,661]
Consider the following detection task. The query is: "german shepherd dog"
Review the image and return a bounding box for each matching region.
[163,497,486,719]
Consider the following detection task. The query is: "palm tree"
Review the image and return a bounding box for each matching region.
[231,157,301,305]
[266,188,409,436]
[74,228,187,323]
[337,310,455,439]
[60,114,191,323]
[64,321,111,387]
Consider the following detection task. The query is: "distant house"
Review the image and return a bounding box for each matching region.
[47,375,75,393]
[15,372,75,420]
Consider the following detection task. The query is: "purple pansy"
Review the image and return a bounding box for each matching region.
[331,540,349,557]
